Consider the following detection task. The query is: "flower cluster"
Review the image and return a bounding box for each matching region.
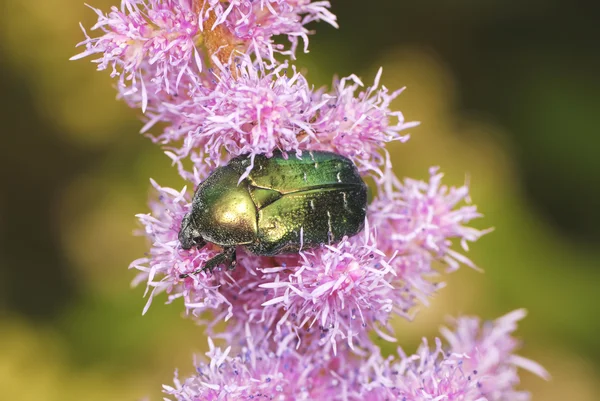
[72,0,336,111]
[371,309,551,400]
[165,310,549,400]
[369,163,492,304]
[72,0,201,108]
[74,1,415,172]
[74,0,546,399]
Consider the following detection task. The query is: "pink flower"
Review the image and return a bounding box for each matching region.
[161,57,318,167]
[164,337,369,401]
[74,0,417,176]
[371,309,550,401]
[72,0,201,111]
[257,229,411,354]
[146,57,419,179]
[73,0,337,114]
[311,69,420,171]
[370,164,490,304]
[164,310,548,401]
[200,0,338,60]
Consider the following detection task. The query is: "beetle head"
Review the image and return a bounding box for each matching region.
[179,213,206,250]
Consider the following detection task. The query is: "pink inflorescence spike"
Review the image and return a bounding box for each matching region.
[73,1,546,399]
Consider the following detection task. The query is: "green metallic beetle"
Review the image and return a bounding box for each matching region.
[178,150,367,275]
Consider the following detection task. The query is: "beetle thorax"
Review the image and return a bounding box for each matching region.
[192,165,258,246]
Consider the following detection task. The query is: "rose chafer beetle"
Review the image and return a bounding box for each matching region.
[179,150,367,276]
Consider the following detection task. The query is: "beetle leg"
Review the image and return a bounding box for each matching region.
[202,253,228,272]
[179,247,237,278]
[227,248,238,270]
[204,247,237,272]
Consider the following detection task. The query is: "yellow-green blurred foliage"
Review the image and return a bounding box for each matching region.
[0,1,598,400]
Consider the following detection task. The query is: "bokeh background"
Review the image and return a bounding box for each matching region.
[1,0,598,399]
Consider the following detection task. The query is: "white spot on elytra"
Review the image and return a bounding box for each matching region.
[327,211,333,244]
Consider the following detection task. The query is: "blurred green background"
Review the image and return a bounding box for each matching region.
[0,0,598,399]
